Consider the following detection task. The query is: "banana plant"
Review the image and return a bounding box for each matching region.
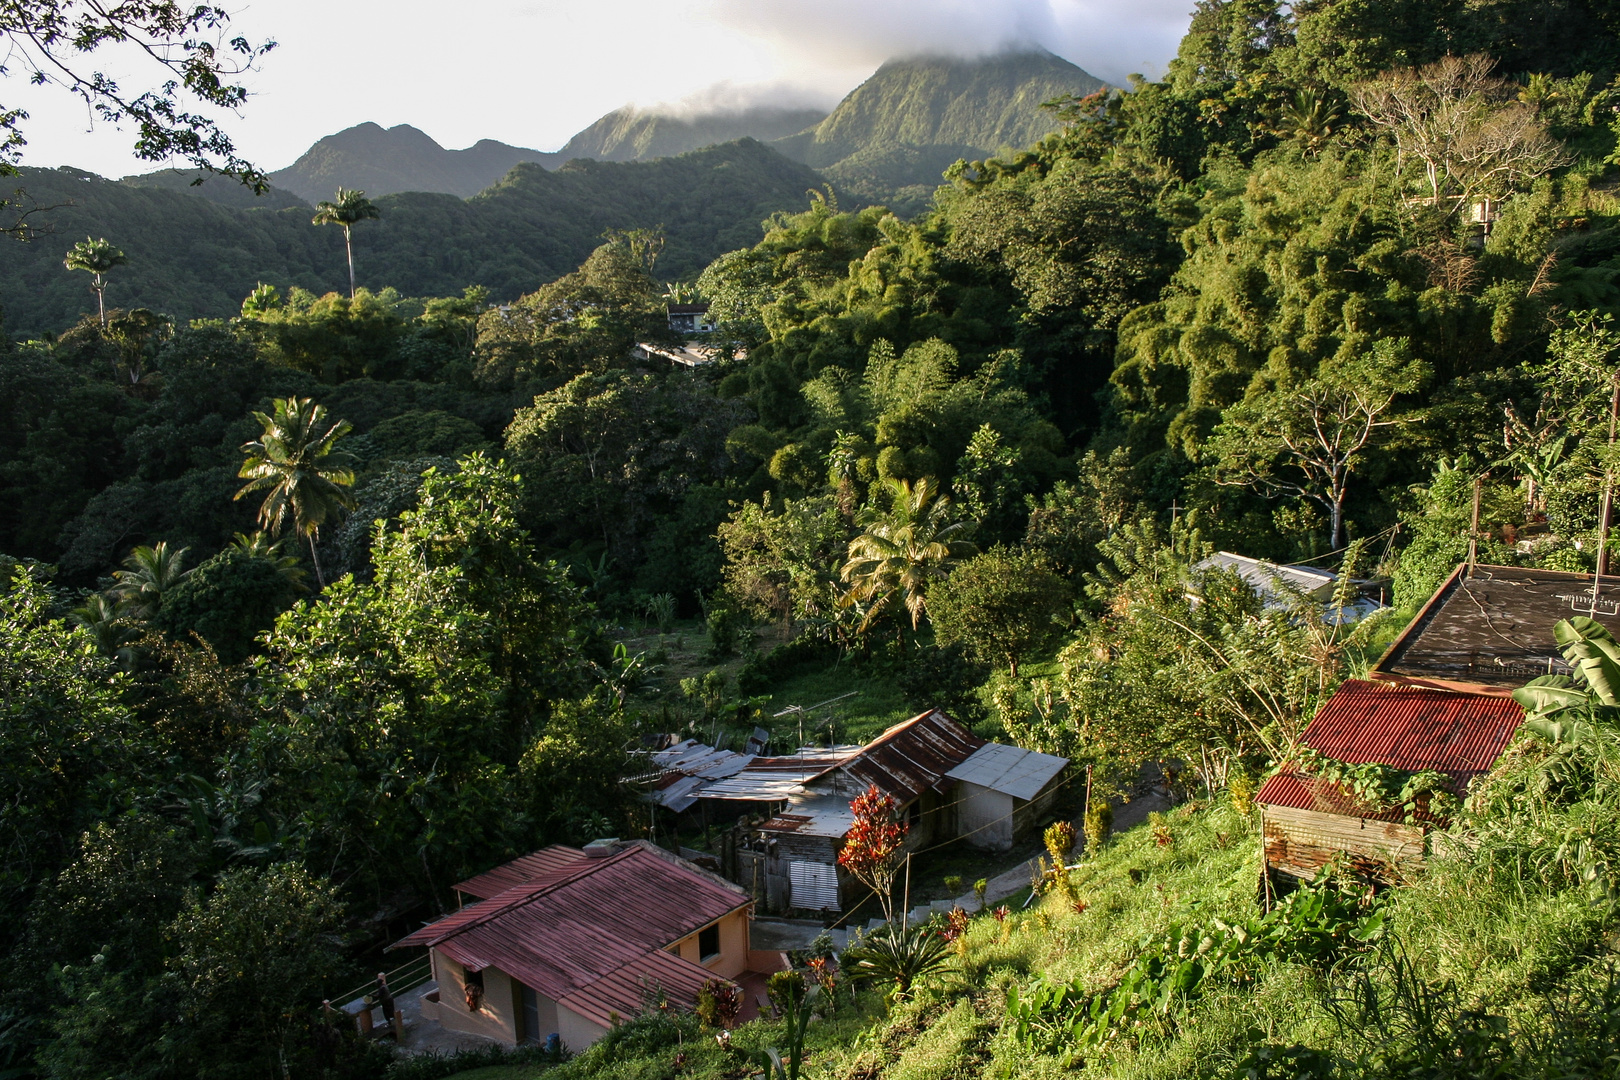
[1512,616,1620,740]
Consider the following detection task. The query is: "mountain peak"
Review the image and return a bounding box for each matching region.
[270,123,557,201]
[558,103,830,163]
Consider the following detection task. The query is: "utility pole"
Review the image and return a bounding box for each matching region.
[1467,474,1483,578]
[1593,378,1620,614]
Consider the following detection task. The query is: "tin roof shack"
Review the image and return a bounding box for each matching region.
[1370,563,1620,694]
[754,710,987,912]
[1256,680,1523,890]
[392,841,784,1050]
[666,303,715,335]
[1193,551,1384,621]
[946,743,1070,852]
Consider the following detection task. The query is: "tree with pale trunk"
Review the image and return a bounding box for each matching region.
[1207,339,1429,549]
[1350,53,1566,214]
[312,188,380,298]
[63,237,126,324]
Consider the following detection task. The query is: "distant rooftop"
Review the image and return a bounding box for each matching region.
[1193,551,1384,617]
[1371,563,1620,695]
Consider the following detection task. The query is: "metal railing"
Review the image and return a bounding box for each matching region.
[326,953,433,1012]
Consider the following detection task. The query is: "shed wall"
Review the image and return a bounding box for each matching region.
[557,1003,610,1051]
[959,784,1015,851]
[1261,803,1426,881]
[1011,774,1064,840]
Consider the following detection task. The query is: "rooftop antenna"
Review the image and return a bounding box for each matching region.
[1593,376,1620,615]
[773,691,858,748]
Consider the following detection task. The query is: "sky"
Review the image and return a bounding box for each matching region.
[9,0,1194,180]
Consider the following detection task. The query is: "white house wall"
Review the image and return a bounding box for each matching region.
[958,783,1015,851]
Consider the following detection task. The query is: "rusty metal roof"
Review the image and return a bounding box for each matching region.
[393,842,748,1011]
[1257,679,1523,821]
[455,846,586,901]
[831,709,985,804]
[557,947,717,1029]
[1372,563,1620,695]
[695,747,862,801]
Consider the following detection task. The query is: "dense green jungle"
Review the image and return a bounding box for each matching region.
[9,1,1620,1078]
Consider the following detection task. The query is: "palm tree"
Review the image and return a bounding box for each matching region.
[231,530,310,590]
[840,476,977,633]
[111,542,191,619]
[69,592,141,669]
[63,237,128,325]
[234,397,356,587]
[1278,88,1343,155]
[311,188,380,298]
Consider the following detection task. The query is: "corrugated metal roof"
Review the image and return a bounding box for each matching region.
[640,740,755,811]
[1257,679,1523,820]
[558,948,717,1029]
[392,842,748,1009]
[758,796,856,838]
[455,847,587,900]
[1196,551,1341,600]
[695,747,861,801]
[945,743,1068,800]
[831,710,985,804]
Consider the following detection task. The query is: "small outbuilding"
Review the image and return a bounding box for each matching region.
[1256,679,1522,890]
[1193,551,1384,621]
[666,303,715,335]
[946,743,1070,852]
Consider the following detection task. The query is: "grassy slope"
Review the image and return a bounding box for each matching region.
[436,789,1616,1080]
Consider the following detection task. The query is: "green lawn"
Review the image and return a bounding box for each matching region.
[759,661,917,746]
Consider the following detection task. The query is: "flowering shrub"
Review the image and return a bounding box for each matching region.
[838,784,909,919]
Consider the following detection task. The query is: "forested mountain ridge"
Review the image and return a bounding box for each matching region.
[773,48,1106,211]
[119,168,311,210]
[269,122,561,200]
[0,140,825,337]
[559,104,830,163]
[232,51,1097,213]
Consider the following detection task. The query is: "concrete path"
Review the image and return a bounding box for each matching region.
[751,788,1177,952]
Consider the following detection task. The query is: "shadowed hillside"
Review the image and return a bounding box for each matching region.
[0,140,827,337]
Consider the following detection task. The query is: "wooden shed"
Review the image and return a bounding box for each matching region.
[1256,679,1523,891]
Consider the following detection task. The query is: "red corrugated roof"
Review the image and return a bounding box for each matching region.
[1257,679,1523,820]
[558,948,717,1029]
[837,709,985,804]
[455,846,587,900]
[392,842,748,1010]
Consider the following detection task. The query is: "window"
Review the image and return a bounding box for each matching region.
[461,966,485,1012]
[698,923,721,963]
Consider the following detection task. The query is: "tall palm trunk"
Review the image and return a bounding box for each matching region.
[307,532,326,589]
[344,225,356,299]
[95,276,106,325]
